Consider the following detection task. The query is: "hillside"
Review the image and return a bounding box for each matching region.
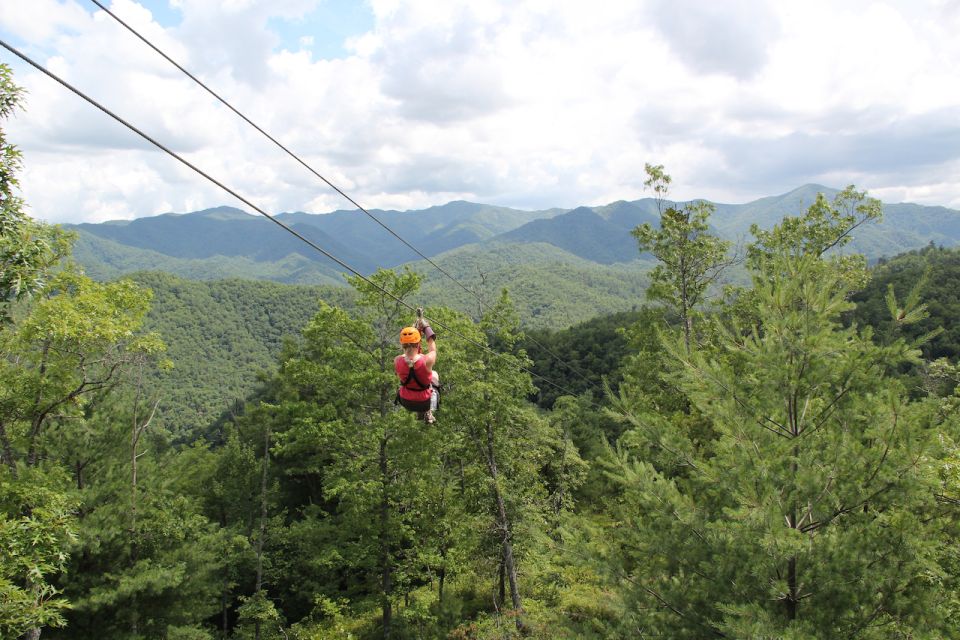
[707,184,960,257]
[66,187,960,292]
[416,241,654,328]
[72,231,347,284]
[70,201,562,277]
[279,200,563,263]
[496,205,651,263]
[128,272,354,439]
[850,244,960,361]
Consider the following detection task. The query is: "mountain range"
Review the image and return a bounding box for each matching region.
[68,184,960,292]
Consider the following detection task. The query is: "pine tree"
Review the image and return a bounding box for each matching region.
[609,190,952,637]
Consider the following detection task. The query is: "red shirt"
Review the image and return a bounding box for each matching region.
[395,355,433,402]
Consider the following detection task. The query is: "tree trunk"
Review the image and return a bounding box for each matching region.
[438,565,446,604]
[129,391,157,637]
[498,506,523,617]
[786,554,798,620]
[379,435,392,640]
[221,578,230,639]
[484,420,524,629]
[497,555,505,609]
[22,576,43,640]
[221,509,230,639]
[130,403,140,636]
[74,459,85,490]
[254,423,271,640]
[785,407,800,621]
[0,420,18,478]
[25,342,51,468]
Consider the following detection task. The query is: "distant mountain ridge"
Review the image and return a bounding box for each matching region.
[67,185,960,286]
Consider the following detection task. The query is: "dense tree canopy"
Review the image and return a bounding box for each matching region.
[852,244,960,360]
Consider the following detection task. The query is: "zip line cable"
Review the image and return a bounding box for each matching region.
[0,38,600,407]
[83,0,605,395]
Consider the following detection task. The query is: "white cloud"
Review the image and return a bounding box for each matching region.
[645,0,781,79]
[1,0,959,226]
[0,0,90,44]
[172,0,321,85]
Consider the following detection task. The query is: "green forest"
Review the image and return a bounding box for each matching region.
[5,63,960,640]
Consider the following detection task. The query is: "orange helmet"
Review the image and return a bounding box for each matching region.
[400,326,421,345]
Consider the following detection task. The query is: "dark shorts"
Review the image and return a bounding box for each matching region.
[396,393,432,413]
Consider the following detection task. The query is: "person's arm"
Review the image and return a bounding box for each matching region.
[423,335,437,370]
[419,319,437,370]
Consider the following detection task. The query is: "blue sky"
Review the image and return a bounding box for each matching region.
[269,0,373,59]
[127,0,375,59]
[130,0,181,28]
[1,0,959,223]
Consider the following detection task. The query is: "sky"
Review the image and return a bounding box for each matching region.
[1,0,959,224]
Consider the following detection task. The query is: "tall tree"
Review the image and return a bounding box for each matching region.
[632,164,731,353]
[609,191,952,637]
[446,292,556,633]
[51,394,230,640]
[0,64,69,324]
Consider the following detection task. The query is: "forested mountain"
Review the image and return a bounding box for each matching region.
[72,231,347,285]
[279,200,564,262]
[67,186,960,287]
[496,204,654,263]
[416,241,653,327]
[69,201,564,280]
[128,273,354,439]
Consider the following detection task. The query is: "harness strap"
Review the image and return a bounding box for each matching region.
[402,360,431,392]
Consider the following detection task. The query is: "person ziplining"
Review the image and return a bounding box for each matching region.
[395,311,440,424]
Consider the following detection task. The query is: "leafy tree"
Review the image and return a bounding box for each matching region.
[0,468,75,638]
[216,269,458,639]
[0,272,169,638]
[443,292,561,633]
[0,66,78,634]
[632,164,731,353]
[0,64,70,324]
[748,185,882,289]
[182,431,260,637]
[608,192,952,637]
[0,271,165,470]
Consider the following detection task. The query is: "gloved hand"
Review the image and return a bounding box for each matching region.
[418,318,436,341]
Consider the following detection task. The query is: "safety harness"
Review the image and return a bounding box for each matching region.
[399,359,432,392]
[395,357,441,411]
